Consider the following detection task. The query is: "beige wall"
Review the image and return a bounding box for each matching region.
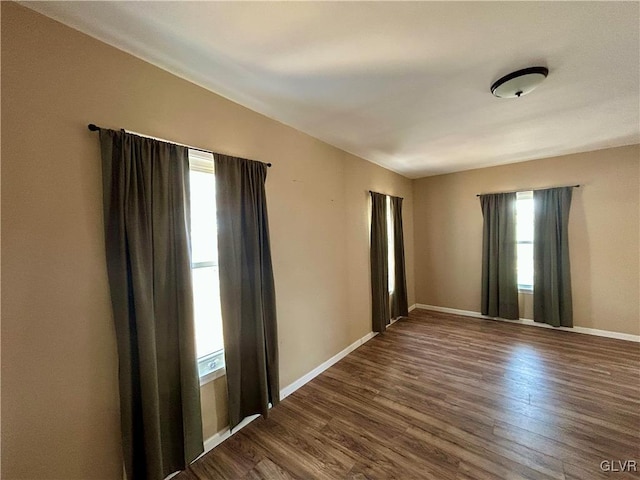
[200,377,228,439]
[1,3,414,479]
[413,145,640,335]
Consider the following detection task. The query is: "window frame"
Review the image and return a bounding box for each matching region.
[189,149,226,385]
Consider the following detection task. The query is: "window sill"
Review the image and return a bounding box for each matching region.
[518,288,533,294]
[199,366,225,386]
[198,349,225,386]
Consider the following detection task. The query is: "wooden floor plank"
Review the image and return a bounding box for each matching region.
[242,458,298,480]
[176,310,640,480]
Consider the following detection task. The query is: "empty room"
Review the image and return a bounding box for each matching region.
[2,2,639,480]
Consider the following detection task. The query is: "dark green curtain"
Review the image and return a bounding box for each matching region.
[390,196,409,318]
[534,187,573,327]
[99,129,203,480]
[480,193,519,319]
[370,192,390,332]
[214,154,279,431]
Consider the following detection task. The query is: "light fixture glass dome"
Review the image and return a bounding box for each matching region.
[491,67,549,98]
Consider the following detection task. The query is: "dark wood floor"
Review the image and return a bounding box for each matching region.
[177,310,640,480]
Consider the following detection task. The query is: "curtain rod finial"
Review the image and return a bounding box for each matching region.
[88,123,100,131]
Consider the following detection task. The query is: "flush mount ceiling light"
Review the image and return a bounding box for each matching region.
[491,66,549,98]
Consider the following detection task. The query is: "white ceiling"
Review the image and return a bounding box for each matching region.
[23,1,640,178]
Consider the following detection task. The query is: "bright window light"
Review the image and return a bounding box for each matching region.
[189,151,225,378]
[516,191,534,290]
[387,196,395,294]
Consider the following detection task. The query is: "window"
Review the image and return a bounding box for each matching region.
[516,191,534,291]
[386,196,395,294]
[189,150,225,381]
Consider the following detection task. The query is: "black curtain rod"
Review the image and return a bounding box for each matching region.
[369,190,404,200]
[476,185,580,197]
[88,124,272,167]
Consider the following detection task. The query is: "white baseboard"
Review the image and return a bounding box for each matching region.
[198,413,261,458]
[198,329,379,457]
[408,304,417,312]
[280,331,377,399]
[414,304,640,343]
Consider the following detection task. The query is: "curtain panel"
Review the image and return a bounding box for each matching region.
[533,187,574,327]
[480,192,520,319]
[370,192,390,332]
[214,154,279,430]
[99,129,203,480]
[390,196,409,318]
